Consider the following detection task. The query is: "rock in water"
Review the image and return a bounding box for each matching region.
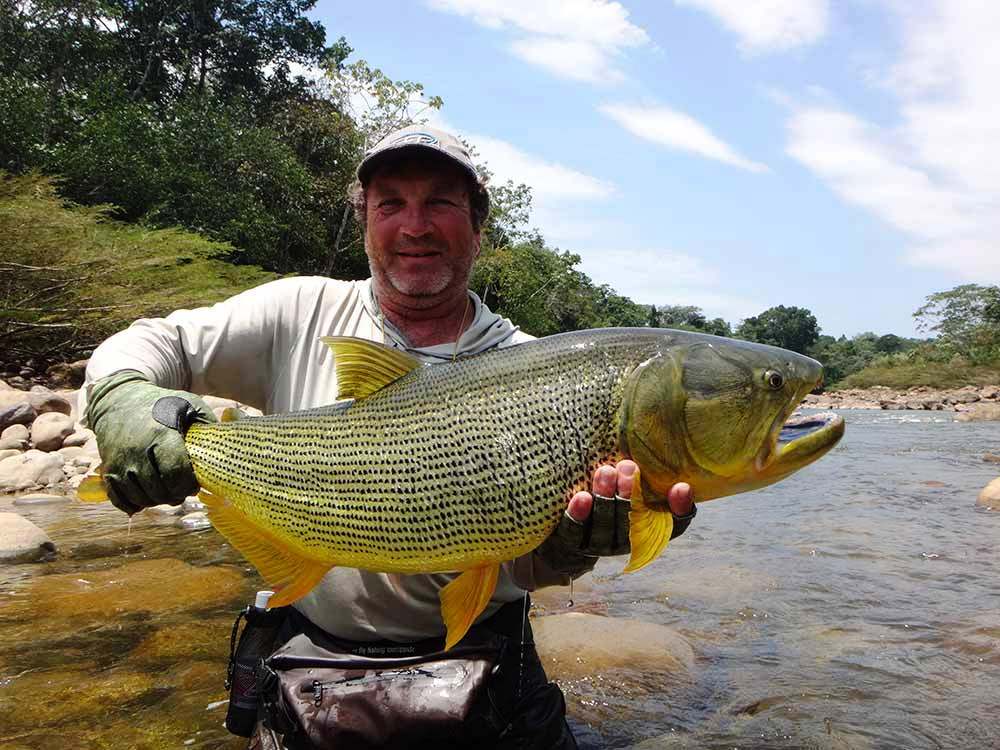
[13,493,69,507]
[532,612,694,682]
[977,477,1000,509]
[177,511,211,530]
[956,404,1000,422]
[0,512,56,562]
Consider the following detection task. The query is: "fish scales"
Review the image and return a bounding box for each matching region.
[184,330,660,573]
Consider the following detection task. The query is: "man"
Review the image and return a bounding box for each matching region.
[82,125,695,748]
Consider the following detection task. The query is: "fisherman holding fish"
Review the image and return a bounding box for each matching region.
[81,126,697,748]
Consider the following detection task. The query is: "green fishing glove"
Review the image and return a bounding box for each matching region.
[534,495,697,577]
[87,370,216,514]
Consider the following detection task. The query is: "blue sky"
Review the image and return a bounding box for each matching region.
[309,1,998,338]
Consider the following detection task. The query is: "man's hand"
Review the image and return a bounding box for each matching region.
[532,460,696,579]
[87,370,216,515]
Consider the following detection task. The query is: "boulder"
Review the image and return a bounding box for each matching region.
[27,388,72,416]
[532,612,694,682]
[978,478,1000,509]
[0,512,56,562]
[0,379,11,390]
[30,412,74,451]
[62,427,95,448]
[57,446,85,461]
[0,437,27,451]
[955,403,1000,422]
[45,359,88,389]
[0,401,36,433]
[0,449,23,462]
[0,450,66,493]
[1,424,28,442]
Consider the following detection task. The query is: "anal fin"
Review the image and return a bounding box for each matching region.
[198,489,330,607]
[623,469,674,573]
[439,564,500,651]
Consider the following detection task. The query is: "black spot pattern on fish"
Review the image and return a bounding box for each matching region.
[185,330,667,573]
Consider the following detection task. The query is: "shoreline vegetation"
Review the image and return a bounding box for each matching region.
[0,167,1000,400]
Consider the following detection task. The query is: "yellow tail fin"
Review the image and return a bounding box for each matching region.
[623,469,674,573]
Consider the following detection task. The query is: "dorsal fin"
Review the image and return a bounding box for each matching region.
[320,336,423,400]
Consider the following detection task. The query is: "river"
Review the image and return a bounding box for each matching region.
[0,409,997,749]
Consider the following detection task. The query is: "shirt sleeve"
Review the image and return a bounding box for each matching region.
[81,276,326,421]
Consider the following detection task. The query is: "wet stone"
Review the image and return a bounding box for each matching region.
[0,511,57,562]
[977,477,1000,509]
[13,492,69,506]
[532,612,694,682]
[181,496,206,513]
[177,511,211,530]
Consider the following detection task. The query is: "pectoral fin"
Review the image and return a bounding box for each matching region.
[198,489,330,607]
[77,465,109,503]
[439,564,500,651]
[623,469,674,573]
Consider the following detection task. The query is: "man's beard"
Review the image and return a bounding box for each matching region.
[384,264,454,298]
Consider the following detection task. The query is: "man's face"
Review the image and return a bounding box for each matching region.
[365,158,480,302]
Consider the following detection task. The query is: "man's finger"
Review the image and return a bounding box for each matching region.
[667,482,694,516]
[566,491,592,523]
[591,465,616,499]
[615,460,637,500]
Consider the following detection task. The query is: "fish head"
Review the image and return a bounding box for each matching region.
[620,334,844,503]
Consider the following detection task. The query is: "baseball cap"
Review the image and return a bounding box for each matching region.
[356,125,479,184]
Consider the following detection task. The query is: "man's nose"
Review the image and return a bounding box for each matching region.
[398,203,433,236]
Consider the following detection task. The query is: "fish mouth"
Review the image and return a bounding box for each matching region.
[762,410,844,477]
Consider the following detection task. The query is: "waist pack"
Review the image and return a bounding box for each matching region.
[256,629,503,749]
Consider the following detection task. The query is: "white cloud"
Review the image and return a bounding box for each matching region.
[674,0,829,53]
[600,103,769,172]
[785,1,1000,282]
[509,37,622,85]
[576,248,764,320]
[470,134,615,202]
[426,0,648,83]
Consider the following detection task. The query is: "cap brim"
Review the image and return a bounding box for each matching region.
[357,143,479,184]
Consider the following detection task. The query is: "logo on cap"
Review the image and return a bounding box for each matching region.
[389,132,439,148]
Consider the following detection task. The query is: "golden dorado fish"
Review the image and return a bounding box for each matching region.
[82,328,844,648]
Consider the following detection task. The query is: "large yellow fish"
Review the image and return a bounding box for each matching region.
[82,328,844,648]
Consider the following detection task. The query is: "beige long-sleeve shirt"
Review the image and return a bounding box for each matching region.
[83,276,557,641]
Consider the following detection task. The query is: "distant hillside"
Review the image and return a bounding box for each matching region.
[0,173,282,364]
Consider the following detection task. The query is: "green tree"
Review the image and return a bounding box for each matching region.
[913,284,1000,361]
[736,305,820,354]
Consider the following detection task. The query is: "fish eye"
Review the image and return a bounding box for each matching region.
[764,370,784,390]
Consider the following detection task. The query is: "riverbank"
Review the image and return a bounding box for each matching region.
[805,383,1000,419]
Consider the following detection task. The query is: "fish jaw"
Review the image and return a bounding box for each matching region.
[696,409,845,500]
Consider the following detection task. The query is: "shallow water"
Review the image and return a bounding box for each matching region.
[0,410,997,749]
